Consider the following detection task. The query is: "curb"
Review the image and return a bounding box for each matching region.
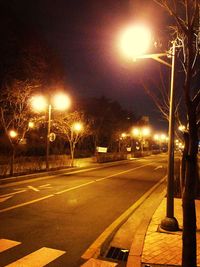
[127,183,167,267]
[81,176,167,262]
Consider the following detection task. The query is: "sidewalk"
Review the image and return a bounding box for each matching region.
[140,198,200,267]
[82,189,200,267]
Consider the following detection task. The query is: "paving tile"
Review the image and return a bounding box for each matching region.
[141,198,200,266]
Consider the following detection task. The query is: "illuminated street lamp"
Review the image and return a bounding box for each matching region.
[31,93,71,171]
[119,25,178,231]
[9,130,18,139]
[73,122,83,132]
[132,126,150,153]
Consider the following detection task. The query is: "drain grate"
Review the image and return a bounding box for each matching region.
[106,246,129,261]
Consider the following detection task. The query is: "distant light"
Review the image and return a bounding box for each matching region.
[160,134,166,140]
[121,133,127,138]
[9,130,17,138]
[73,122,83,132]
[142,127,150,136]
[132,128,140,136]
[178,125,186,132]
[154,134,159,141]
[28,121,34,128]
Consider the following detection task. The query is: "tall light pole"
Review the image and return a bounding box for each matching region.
[46,104,52,171]
[31,93,71,171]
[119,25,179,231]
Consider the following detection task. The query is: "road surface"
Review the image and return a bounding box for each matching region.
[0,154,167,267]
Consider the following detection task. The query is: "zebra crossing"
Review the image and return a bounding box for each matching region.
[0,238,66,266]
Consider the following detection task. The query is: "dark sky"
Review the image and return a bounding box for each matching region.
[8,0,169,131]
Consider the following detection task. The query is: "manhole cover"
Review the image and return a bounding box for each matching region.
[106,246,129,261]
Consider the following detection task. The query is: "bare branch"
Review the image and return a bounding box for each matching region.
[192,88,200,108]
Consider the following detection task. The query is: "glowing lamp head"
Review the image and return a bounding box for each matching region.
[53,93,71,110]
[121,133,127,138]
[120,24,152,59]
[31,95,47,112]
[132,128,140,137]
[142,127,150,136]
[9,130,18,138]
[73,122,83,132]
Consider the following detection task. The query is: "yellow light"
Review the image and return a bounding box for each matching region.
[73,122,83,132]
[142,127,150,136]
[121,133,127,138]
[119,24,152,59]
[28,121,34,128]
[53,93,71,110]
[9,130,17,138]
[178,125,186,132]
[132,128,140,136]
[31,95,47,112]
[154,134,159,141]
[161,134,166,140]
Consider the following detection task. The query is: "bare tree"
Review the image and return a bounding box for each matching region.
[53,111,91,167]
[0,79,37,175]
[152,1,200,266]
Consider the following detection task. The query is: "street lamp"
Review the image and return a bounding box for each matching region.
[9,130,18,139]
[31,93,71,171]
[119,25,179,231]
[132,126,150,153]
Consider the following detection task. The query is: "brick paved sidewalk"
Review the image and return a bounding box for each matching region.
[142,198,200,267]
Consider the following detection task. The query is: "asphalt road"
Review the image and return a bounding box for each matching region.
[0,154,168,267]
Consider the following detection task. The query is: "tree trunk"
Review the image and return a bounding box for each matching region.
[180,132,189,196]
[10,146,15,176]
[70,142,75,167]
[182,111,198,267]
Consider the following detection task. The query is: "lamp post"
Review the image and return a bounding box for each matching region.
[119,25,179,231]
[31,93,71,171]
[132,126,150,154]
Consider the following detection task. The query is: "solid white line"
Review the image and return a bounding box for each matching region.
[0,239,21,252]
[0,162,155,213]
[5,247,65,267]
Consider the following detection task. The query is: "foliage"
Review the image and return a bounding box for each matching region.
[53,111,91,166]
[79,96,136,150]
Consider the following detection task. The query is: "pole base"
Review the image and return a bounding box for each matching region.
[160,216,179,232]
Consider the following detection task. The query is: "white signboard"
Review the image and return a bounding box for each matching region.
[97,147,107,153]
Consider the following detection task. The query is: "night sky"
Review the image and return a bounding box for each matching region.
[7,0,169,131]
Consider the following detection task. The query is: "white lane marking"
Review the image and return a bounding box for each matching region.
[0,190,26,198]
[0,239,21,252]
[0,196,13,203]
[28,186,40,192]
[154,165,163,171]
[54,181,94,195]
[0,195,54,213]
[0,162,153,213]
[5,247,65,267]
[39,184,51,188]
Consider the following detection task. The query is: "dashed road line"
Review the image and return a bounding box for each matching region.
[0,162,157,213]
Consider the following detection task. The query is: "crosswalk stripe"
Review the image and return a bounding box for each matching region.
[0,239,21,252]
[5,247,66,267]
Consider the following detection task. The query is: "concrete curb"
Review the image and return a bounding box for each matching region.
[127,183,167,267]
[82,176,167,263]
